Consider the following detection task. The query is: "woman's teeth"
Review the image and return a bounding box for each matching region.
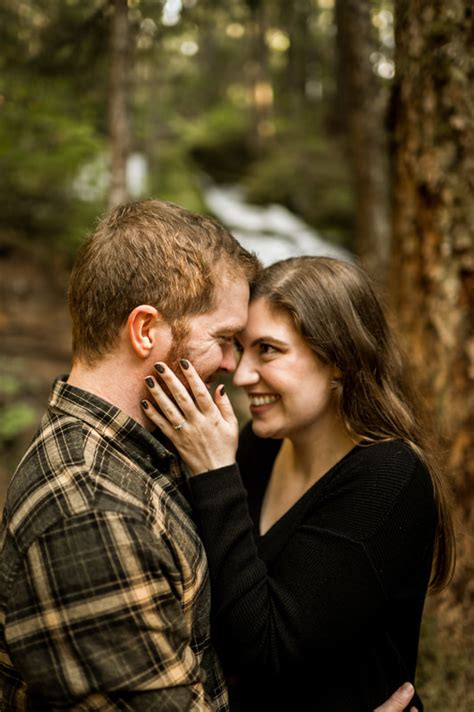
[249,394,280,406]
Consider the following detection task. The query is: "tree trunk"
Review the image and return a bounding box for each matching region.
[334,0,391,276]
[284,0,310,112]
[108,0,130,209]
[391,0,474,610]
[246,0,273,153]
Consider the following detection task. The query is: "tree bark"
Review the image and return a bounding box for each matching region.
[334,0,391,276]
[108,0,130,208]
[391,0,474,607]
[284,0,310,111]
[246,0,273,153]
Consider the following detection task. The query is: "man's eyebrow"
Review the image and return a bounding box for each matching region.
[214,325,246,337]
[221,322,248,334]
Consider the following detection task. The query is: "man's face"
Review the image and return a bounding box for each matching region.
[167,271,250,387]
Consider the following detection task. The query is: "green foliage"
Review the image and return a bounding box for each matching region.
[0,0,357,253]
[243,124,355,249]
[0,373,36,443]
[183,102,252,153]
[147,142,207,213]
[0,375,22,398]
[0,404,37,442]
[0,1,106,250]
[0,74,104,242]
[184,102,255,183]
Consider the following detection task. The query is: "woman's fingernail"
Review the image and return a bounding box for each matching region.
[219,385,225,396]
[141,400,149,409]
[180,359,190,369]
[401,682,414,694]
[154,363,165,374]
[145,376,154,387]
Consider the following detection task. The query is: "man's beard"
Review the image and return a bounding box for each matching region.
[164,320,215,392]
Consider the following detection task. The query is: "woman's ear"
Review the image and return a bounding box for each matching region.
[330,365,343,390]
[127,305,161,358]
[333,365,343,379]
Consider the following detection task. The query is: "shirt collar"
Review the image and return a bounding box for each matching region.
[49,376,175,473]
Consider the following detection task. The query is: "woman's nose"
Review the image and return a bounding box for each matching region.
[233,354,259,387]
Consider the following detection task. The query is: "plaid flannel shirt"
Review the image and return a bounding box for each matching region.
[0,378,228,711]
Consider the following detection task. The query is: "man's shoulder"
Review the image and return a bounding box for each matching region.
[3,408,153,555]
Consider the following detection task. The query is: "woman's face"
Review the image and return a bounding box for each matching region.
[233,298,340,440]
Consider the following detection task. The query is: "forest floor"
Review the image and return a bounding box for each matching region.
[0,244,72,509]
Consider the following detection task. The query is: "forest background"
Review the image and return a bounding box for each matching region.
[0,0,472,708]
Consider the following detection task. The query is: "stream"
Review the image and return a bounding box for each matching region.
[203,183,352,266]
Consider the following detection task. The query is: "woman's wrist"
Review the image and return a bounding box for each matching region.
[187,458,237,477]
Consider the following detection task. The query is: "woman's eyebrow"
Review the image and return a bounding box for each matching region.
[251,336,288,348]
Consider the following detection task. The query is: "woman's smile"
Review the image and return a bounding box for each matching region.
[248,393,281,413]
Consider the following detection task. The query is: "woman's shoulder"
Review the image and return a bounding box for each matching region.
[319,440,435,539]
[351,439,429,481]
[337,439,433,496]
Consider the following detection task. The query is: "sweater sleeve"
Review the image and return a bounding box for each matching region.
[188,444,435,676]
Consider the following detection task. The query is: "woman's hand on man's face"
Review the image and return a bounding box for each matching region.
[141,359,239,476]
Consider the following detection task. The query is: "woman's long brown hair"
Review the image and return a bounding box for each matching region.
[252,256,455,591]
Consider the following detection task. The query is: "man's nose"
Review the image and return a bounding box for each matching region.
[233,354,259,387]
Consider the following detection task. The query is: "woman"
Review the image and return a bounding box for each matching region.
[142,257,454,711]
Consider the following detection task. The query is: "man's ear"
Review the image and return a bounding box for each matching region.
[127,305,168,359]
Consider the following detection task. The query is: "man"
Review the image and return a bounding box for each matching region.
[0,200,417,711]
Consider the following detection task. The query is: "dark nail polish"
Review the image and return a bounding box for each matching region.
[219,385,226,396]
[154,363,165,374]
[141,400,149,409]
[180,359,189,370]
[145,377,154,387]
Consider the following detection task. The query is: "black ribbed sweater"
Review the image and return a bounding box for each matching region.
[189,424,435,711]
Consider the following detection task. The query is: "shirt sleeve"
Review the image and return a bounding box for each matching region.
[4,510,211,711]
[188,460,434,676]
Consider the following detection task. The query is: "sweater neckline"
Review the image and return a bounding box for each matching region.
[257,442,363,540]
